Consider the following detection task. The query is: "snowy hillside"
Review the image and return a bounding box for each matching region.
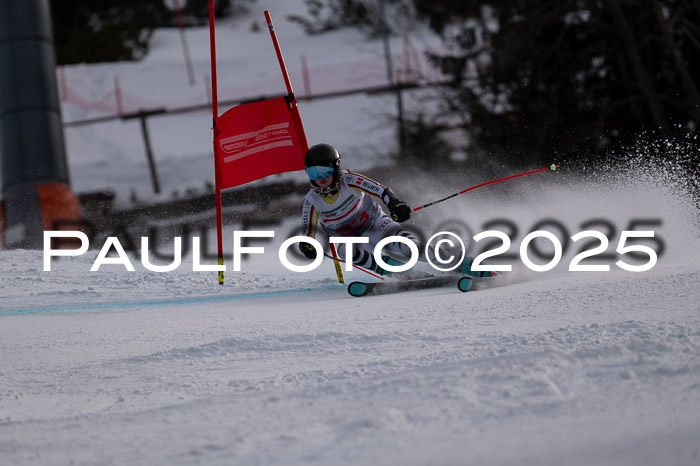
[1,0,700,464]
[53,0,442,205]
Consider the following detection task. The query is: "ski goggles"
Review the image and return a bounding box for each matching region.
[305,165,335,180]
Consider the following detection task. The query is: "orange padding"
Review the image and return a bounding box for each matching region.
[36,182,82,232]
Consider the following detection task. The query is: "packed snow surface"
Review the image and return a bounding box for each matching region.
[2,171,700,465]
[1,0,699,464]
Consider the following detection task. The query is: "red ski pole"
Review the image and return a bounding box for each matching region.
[412,164,558,212]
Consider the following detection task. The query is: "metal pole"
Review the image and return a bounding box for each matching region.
[0,0,81,248]
[138,111,161,194]
[378,0,394,85]
[378,0,405,155]
[172,0,196,86]
[301,55,311,99]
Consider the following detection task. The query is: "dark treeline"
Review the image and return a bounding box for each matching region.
[50,0,699,187]
[50,0,235,64]
[413,0,700,171]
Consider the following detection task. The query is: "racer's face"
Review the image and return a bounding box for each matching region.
[315,174,334,188]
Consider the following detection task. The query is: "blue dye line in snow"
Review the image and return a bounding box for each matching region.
[0,287,330,316]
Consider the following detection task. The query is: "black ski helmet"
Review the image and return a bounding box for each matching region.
[304,143,340,171]
[305,143,342,193]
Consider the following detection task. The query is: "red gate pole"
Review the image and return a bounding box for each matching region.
[209,0,225,285]
[264,11,344,283]
[263,11,309,152]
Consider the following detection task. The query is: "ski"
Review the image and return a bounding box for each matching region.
[348,273,502,297]
[347,275,456,297]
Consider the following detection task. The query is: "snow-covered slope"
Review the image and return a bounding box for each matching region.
[1,250,699,465]
[1,0,699,464]
[2,164,699,464]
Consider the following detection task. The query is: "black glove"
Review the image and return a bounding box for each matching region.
[299,242,317,260]
[388,199,411,222]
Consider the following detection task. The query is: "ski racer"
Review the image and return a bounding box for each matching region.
[298,143,448,276]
